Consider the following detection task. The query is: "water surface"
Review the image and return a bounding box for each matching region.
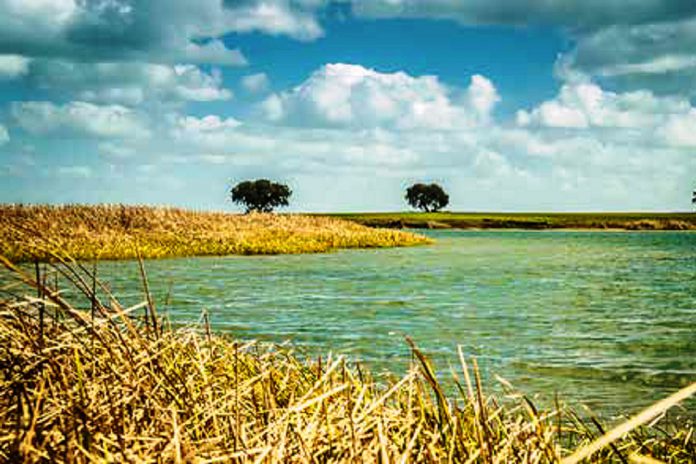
[96,230,696,416]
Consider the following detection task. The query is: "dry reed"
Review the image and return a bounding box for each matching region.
[0,204,430,262]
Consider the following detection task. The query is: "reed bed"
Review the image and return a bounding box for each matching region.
[0,204,430,262]
[0,258,693,463]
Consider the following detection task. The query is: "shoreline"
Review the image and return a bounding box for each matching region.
[324,212,696,231]
[0,204,431,262]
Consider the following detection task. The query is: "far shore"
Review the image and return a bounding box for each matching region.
[324,211,696,231]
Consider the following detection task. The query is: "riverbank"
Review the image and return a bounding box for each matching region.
[1,260,693,463]
[327,212,696,230]
[0,204,430,262]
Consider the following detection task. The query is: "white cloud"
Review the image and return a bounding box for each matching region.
[98,141,136,158]
[516,82,693,133]
[176,115,242,132]
[12,101,150,138]
[0,0,320,64]
[183,40,247,67]
[350,1,696,29]
[467,74,500,124]
[659,110,696,148]
[557,17,696,97]
[600,55,696,77]
[28,61,232,106]
[348,2,696,98]
[171,115,244,149]
[199,154,228,164]
[223,1,323,41]
[1,0,78,34]
[262,63,499,130]
[167,65,232,102]
[156,55,694,210]
[163,111,692,210]
[57,165,92,178]
[261,94,284,121]
[242,72,270,94]
[0,124,9,145]
[517,101,589,129]
[0,54,30,79]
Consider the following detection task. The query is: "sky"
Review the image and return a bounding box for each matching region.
[0,0,695,212]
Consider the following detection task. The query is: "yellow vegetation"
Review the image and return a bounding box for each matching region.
[0,259,693,463]
[0,204,431,262]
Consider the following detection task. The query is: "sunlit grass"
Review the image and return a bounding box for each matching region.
[0,258,693,463]
[0,204,431,262]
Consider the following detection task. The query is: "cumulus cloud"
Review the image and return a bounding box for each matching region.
[467,74,500,124]
[0,54,30,79]
[0,0,319,64]
[183,40,247,67]
[171,115,245,149]
[98,141,136,158]
[0,124,9,145]
[25,61,231,106]
[349,2,696,99]
[261,63,499,130]
[659,110,696,148]
[242,72,270,94]
[162,107,693,210]
[12,101,150,138]
[350,1,696,29]
[169,114,424,170]
[559,17,696,96]
[222,0,324,41]
[2,1,695,100]
[158,60,693,210]
[57,165,92,178]
[176,115,242,133]
[516,82,694,136]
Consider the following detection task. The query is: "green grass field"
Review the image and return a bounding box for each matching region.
[325,211,696,230]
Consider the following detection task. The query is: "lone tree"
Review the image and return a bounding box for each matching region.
[230,179,292,213]
[405,183,449,212]
[692,188,696,209]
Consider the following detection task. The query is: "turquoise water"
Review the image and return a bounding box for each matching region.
[94,231,696,415]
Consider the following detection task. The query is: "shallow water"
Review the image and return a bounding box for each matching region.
[75,231,696,415]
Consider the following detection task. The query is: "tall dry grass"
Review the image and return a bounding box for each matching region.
[0,257,693,463]
[0,204,430,262]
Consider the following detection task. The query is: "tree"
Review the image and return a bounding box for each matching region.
[230,179,292,213]
[692,188,696,209]
[405,183,449,212]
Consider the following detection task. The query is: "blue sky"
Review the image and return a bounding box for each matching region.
[0,0,694,212]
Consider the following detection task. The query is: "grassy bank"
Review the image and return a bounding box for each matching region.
[0,259,694,463]
[0,204,430,262]
[327,212,696,230]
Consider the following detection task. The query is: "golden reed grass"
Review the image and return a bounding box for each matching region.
[0,204,431,262]
[0,257,693,463]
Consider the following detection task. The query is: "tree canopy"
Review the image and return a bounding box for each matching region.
[230,179,292,213]
[405,183,449,212]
